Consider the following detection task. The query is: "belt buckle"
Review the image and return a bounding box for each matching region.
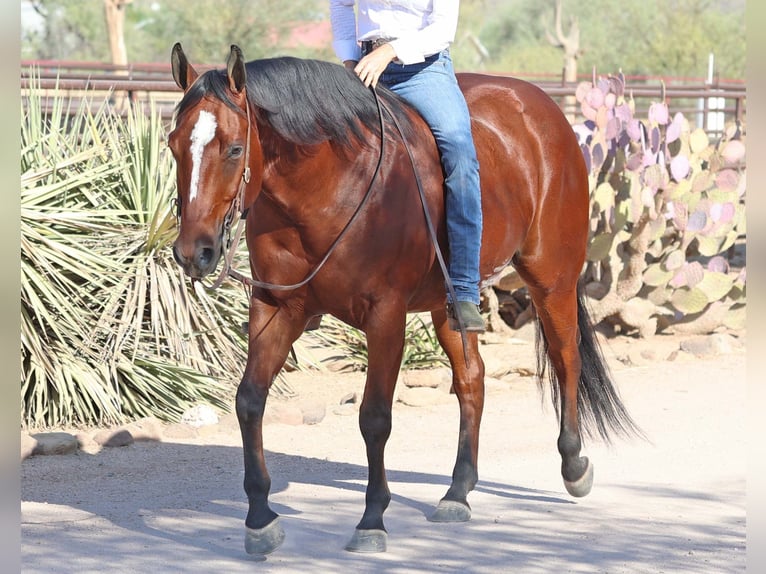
[362,37,394,56]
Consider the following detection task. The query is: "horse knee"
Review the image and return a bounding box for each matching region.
[236,381,268,423]
[359,405,392,443]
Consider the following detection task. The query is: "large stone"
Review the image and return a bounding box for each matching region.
[181,404,219,428]
[680,333,739,358]
[31,432,78,456]
[21,433,37,460]
[93,428,134,448]
[125,417,164,441]
[397,386,451,407]
[263,401,304,425]
[402,368,450,389]
[75,431,101,454]
[300,399,326,425]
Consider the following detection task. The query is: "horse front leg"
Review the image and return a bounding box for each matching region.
[345,308,406,553]
[238,298,305,555]
[428,308,485,522]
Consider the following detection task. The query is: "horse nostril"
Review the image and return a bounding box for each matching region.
[172,244,185,266]
[197,246,215,268]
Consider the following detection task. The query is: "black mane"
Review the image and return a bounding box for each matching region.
[176,56,411,148]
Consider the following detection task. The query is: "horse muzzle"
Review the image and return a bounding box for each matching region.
[172,236,223,279]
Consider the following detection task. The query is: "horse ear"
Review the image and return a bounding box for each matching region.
[226,44,247,94]
[171,42,199,91]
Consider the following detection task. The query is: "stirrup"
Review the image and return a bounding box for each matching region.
[447,301,485,333]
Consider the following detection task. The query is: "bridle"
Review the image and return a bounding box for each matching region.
[175,84,473,351]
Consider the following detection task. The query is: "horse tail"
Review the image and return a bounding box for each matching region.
[535,286,644,443]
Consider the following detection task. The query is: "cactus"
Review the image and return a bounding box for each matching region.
[574,72,746,336]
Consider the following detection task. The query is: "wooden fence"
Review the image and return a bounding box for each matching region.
[21,60,746,137]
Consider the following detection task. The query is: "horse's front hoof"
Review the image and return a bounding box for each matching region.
[563,457,594,498]
[244,517,285,555]
[345,528,387,553]
[428,499,472,522]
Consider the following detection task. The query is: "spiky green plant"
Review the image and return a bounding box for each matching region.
[21,73,289,428]
[310,314,448,372]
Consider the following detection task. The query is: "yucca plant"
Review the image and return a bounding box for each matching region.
[21,73,294,428]
[310,314,448,372]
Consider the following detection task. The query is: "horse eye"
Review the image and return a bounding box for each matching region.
[229,145,244,159]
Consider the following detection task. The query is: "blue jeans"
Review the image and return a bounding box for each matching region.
[380,50,482,305]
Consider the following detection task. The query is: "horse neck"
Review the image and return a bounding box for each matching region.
[257,125,375,227]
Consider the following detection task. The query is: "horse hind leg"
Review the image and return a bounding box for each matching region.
[526,281,640,497]
[524,283,594,496]
[427,308,485,522]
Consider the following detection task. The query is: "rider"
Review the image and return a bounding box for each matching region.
[330,0,485,332]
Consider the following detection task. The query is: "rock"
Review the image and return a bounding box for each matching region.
[31,432,78,456]
[93,428,134,448]
[181,404,219,428]
[402,368,450,389]
[666,348,696,362]
[339,392,358,405]
[495,267,524,292]
[332,403,358,416]
[263,401,304,425]
[299,399,326,425]
[125,417,164,442]
[21,433,37,460]
[680,333,738,358]
[624,345,659,367]
[397,386,450,407]
[74,431,101,454]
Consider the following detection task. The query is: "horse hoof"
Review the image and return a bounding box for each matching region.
[564,458,594,498]
[345,528,387,553]
[244,517,285,555]
[428,499,472,522]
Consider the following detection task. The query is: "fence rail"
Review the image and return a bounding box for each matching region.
[21,60,746,136]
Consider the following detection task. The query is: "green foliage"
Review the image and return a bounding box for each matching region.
[310,315,448,372]
[23,0,745,81]
[24,0,332,64]
[454,0,745,79]
[576,72,746,335]
[20,73,268,428]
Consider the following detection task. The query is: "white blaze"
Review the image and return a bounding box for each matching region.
[188,110,217,202]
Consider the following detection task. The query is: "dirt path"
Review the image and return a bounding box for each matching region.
[21,332,746,573]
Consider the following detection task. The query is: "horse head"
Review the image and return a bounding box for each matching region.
[168,43,262,279]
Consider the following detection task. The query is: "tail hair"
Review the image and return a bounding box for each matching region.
[535,287,644,443]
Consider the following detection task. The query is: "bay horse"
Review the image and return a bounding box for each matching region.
[168,43,638,555]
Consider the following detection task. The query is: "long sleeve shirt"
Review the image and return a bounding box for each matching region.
[329,0,460,65]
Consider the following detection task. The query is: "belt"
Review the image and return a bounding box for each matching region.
[360,38,395,56]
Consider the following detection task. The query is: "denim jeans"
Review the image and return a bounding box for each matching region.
[380,50,482,305]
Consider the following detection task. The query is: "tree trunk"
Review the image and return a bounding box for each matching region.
[104,0,132,110]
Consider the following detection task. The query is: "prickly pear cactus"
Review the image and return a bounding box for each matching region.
[574,72,746,336]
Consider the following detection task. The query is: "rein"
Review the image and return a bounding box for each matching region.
[196,85,470,357]
[202,89,386,293]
